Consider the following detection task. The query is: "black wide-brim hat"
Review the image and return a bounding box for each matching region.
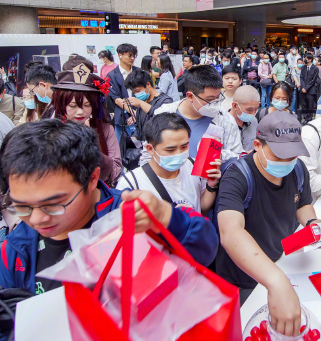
[51,63,107,95]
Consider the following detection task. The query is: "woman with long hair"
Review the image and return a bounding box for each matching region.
[141,55,156,86]
[156,54,180,101]
[50,64,122,187]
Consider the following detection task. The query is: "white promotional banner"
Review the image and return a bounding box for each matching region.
[0,34,161,92]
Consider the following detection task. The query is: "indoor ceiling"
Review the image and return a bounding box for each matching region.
[173,0,321,26]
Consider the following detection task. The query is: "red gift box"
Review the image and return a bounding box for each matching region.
[87,233,178,321]
[191,138,223,179]
[281,224,321,255]
[309,273,321,296]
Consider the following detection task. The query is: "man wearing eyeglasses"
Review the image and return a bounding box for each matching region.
[25,62,57,104]
[0,119,217,296]
[152,65,244,161]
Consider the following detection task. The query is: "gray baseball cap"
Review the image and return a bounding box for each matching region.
[256,110,309,158]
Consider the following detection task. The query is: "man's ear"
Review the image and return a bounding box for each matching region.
[186,92,194,102]
[231,102,238,110]
[88,167,100,191]
[145,143,154,156]
[253,139,261,152]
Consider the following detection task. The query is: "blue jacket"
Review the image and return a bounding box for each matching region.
[0,181,218,294]
[108,65,138,125]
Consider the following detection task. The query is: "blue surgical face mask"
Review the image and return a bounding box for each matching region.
[298,64,303,69]
[201,54,206,58]
[272,98,288,110]
[135,89,149,101]
[36,86,51,104]
[237,104,254,123]
[271,53,275,58]
[279,58,285,63]
[251,55,257,60]
[259,146,297,178]
[313,60,317,65]
[222,61,230,67]
[153,149,189,172]
[24,100,36,110]
[264,59,270,63]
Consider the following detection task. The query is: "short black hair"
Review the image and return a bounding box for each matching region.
[222,65,241,79]
[124,69,153,90]
[306,53,314,61]
[25,64,57,85]
[222,52,232,59]
[150,46,161,54]
[0,78,4,94]
[98,50,114,62]
[270,81,292,103]
[184,65,223,94]
[62,56,94,73]
[144,113,191,147]
[183,55,194,63]
[290,45,298,50]
[117,43,137,56]
[272,48,279,54]
[0,119,101,193]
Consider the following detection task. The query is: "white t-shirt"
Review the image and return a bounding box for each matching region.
[220,93,233,113]
[116,160,206,213]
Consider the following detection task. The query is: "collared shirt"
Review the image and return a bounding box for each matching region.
[119,65,133,97]
[237,118,258,151]
[272,62,288,82]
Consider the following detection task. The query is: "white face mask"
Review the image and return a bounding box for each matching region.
[192,93,221,118]
[99,59,105,64]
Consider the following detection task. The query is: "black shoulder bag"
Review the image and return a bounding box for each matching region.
[119,102,143,170]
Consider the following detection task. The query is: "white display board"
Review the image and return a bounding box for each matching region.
[0,34,161,75]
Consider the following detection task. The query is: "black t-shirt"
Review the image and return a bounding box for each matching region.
[35,217,94,295]
[214,152,312,289]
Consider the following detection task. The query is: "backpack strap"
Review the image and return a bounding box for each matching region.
[142,163,173,204]
[188,157,195,165]
[12,95,15,113]
[233,157,254,210]
[305,123,321,150]
[122,170,139,190]
[294,160,304,194]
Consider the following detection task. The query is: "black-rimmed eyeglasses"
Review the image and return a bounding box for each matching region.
[194,92,225,105]
[3,183,87,217]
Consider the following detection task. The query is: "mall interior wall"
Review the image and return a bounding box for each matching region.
[0,5,39,34]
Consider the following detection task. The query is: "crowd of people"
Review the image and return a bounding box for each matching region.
[0,40,321,339]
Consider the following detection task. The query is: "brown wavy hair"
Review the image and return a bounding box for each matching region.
[51,89,110,155]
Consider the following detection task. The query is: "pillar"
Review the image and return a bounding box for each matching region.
[0,5,39,34]
[178,22,184,49]
[234,20,266,49]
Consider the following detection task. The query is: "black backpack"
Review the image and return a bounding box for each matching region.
[212,155,305,235]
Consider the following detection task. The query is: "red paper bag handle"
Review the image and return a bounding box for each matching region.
[92,201,135,337]
[135,198,198,267]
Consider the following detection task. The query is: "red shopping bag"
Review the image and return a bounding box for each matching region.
[64,199,242,341]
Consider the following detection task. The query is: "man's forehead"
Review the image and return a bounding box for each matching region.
[201,88,221,97]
